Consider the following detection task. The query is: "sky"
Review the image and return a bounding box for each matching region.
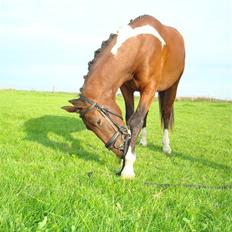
[0,0,231,99]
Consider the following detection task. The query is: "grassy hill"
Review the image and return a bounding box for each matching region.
[0,90,231,231]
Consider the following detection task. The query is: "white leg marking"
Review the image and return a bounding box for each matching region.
[140,127,147,146]
[121,146,136,179]
[162,129,172,154]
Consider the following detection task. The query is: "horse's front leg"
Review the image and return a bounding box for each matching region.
[121,88,155,179]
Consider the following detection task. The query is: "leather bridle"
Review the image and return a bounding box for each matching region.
[77,95,131,167]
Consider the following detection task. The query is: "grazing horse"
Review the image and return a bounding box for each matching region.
[62,15,185,179]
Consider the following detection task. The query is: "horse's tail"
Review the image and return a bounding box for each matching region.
[158,80,180,131]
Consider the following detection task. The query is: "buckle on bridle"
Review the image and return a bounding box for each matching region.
[105,131,121,149]
[105,126,130,150]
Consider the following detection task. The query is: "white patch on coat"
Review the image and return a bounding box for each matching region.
[162,129,171,154]
[140,127,147,146]
[111,24,165,55]
[121,146,136,179]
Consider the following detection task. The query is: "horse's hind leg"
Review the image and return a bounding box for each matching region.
[120,84,134,124]
[158,79,180,154]
[140,112,148,146]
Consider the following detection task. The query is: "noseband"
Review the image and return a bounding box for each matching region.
[78,95,131,159]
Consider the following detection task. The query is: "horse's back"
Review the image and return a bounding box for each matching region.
[129,15,185,92]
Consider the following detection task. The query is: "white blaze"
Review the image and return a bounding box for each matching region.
[111,24,166,55]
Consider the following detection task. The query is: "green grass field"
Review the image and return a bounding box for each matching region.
[0,90,231,231]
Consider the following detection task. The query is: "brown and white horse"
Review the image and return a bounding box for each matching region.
[63,15,185,178]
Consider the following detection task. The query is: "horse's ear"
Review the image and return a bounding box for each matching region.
[69,98,79,105]
[62,98,84,113]
[61,106,79,113]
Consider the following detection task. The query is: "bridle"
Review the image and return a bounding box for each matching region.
[77,95,131,171]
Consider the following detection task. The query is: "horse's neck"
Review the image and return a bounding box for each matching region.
[82,44,133,106]
[82,77,116,101]
[82,65,127,104]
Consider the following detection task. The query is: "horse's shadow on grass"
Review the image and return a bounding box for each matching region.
[24,115,104,164]
[148,144,232,172]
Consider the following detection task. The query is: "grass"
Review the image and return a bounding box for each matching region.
[0,89,231,231]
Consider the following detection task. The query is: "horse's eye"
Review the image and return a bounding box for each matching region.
[96,119,102,126]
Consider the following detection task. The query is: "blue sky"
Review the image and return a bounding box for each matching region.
[0,0,231,99]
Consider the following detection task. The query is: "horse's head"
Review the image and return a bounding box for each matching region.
[62,97,130,157]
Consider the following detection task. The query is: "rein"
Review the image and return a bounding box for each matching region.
[144,182,232,190]
[78,95,131,166]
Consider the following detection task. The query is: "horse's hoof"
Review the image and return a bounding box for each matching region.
[163,145,172,154]
[120,169,135,179]
[116,171,122,176]
[139,139,147,147]
[120,173,135,179]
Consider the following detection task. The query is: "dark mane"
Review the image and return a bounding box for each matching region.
[80,33,116,92]
[129,14,151,24]
[87,33,116,73]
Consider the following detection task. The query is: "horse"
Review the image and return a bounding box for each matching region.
[62,15,185,179]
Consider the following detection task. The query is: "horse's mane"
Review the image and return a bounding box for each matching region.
[129,14,150,24]
[80,33,116,92]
